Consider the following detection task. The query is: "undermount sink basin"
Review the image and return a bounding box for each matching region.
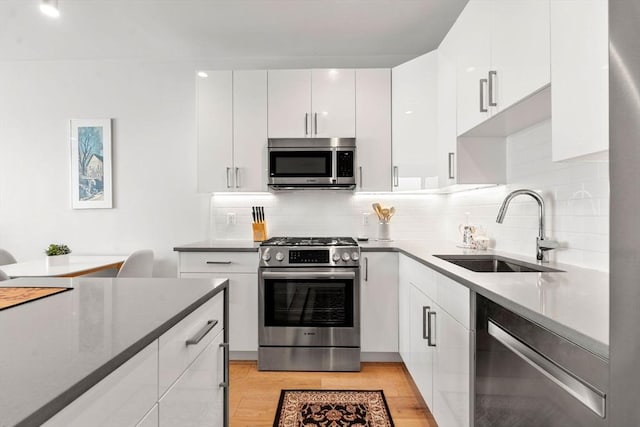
[433,255,564,273]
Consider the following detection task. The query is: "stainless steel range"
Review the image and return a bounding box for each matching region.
[258,237,360,371]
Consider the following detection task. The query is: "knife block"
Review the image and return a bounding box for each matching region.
[252,222,267,242]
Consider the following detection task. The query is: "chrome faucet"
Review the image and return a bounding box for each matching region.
[496,189,558,262]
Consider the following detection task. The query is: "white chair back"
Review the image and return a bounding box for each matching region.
[117,250,154,278]
[0,269,10,281]
[0,249,17,266]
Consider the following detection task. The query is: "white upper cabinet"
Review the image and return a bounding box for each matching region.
[197,71,233,192]
[355,69,392,192]
[392,51,439,191]
[455,0,550,136]
[267,69,355,138]
[312,69,356,137]
[197,70,267,192]
[455,0,493,136]
[550,0,609,161]
[267,70,312,138]
[437,26,460,188]
[491,0,550,111]
[233,70,268,191]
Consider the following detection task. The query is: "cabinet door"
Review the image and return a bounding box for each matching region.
[392,51,439,191]
[398,266,412,365]
[43,343,158,427]
[409,284,435,406]
[159,331,225,427]
[233,70,268,191]
[550,0,608,161]
[197,71,233,192]
[361,252,398,352]
[180,272,258,354]
[491,0,550,112]
[355,69,392,191]
[433,308,471,427]
[267,70,312,138]
[455,0,492,135]
[311,69,356,137]
[437,36,459,188]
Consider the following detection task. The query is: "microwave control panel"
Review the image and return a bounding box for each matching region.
[337,151,354,177]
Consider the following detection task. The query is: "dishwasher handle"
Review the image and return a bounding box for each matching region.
[488,320,606,418]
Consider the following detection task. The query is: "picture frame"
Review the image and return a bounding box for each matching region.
[70,119,113,209]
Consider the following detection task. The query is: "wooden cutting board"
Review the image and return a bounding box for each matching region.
[0,287,71,310]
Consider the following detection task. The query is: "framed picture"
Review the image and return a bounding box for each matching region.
[70,119,113,209]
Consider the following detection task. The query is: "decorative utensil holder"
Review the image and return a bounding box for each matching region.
[252,222,267,242]
[378,221,391,241]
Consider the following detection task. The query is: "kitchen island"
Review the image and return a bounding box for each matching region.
[0,276,228,427]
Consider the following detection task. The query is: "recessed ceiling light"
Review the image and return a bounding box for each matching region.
[40,0,60,18]
[197,71,209,78]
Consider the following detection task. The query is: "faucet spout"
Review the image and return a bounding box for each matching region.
[495,189,556,262]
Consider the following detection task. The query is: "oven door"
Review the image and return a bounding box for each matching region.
[259,268,360,347]
[268,148,335,186]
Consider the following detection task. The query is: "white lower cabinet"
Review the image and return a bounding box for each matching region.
[178,252,258,355]
[409,284,435,405]
[43,343,159,427]
[159,331,225,427]
[433,307,471,427]
[399,254,471,427]
[361,252,398,354]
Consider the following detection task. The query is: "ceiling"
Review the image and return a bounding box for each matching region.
[0,0,467,66]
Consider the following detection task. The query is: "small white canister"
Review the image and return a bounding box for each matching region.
[378,221,391,241]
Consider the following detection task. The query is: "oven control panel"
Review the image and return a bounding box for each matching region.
[259,246,360,267]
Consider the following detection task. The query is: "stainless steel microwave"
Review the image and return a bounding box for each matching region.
[267,138,356,190]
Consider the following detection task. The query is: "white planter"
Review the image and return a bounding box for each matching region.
[46,254,70,268]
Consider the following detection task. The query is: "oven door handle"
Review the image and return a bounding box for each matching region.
[261,271,356,280]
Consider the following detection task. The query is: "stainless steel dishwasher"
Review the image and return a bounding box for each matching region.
[475,294,608,426]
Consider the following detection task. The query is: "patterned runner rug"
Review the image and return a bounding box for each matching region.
[273,389,394,427]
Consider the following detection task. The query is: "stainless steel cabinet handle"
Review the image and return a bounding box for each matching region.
[480,78,488,112]
[234,167,240,188]
[448,152,455,180]
[185,319,218,346]
[422,306,431,340]
[359,166,363,188]
[206,261,232,265]
[488,70,497,107]
[393,166,399,187]
[427,311,437,347]
[305,113,309,136]
[226,167,232,188]
[488,320,606,418]
[364,257,369,281]
[314,112,318,135]
[219,342,229,388]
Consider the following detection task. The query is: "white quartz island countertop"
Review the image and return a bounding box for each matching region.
[175,239,609,359]
[0,276,228,427]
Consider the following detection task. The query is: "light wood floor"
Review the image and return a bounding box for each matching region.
[229,361,437,426]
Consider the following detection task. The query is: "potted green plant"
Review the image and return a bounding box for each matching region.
[45,244,71,267]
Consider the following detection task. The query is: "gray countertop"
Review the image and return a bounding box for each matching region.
[174,239,609,358]
[0,276,228,427]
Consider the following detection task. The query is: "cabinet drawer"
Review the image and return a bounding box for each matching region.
[158,293,224,396]
[43,342,158,427]
[179,252,257,273]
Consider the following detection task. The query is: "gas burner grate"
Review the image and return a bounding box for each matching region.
[260,237,358,247]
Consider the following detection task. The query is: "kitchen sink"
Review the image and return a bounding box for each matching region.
[433,255,564,273]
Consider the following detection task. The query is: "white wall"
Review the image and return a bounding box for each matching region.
[0,60,210,276]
